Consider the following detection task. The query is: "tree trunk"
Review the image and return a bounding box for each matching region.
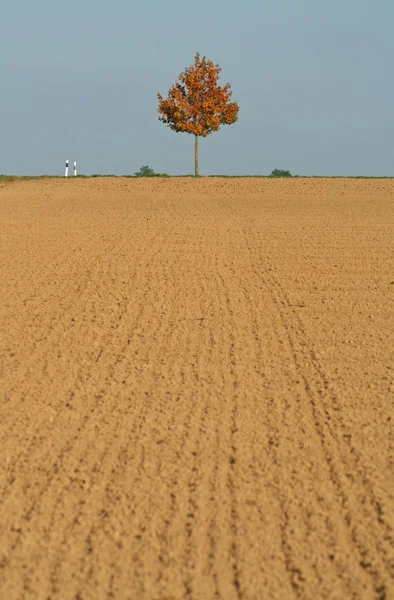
[194,135,199,177]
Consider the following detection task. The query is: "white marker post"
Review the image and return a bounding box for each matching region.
[74,161,77,176]
[65,160,69,177]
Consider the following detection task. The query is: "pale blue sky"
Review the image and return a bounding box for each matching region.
[1,0,393,176]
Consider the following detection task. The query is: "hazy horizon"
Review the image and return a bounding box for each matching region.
[1,0,393,177]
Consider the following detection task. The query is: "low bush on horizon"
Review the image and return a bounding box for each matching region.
[134,165,169,177]
[270,169,292,177]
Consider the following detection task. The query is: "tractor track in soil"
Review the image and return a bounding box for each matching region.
[244,224,392,599]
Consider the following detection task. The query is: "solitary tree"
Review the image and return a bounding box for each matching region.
[157,53,239,176]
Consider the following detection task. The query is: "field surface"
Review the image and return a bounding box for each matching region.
[0,177,393,600]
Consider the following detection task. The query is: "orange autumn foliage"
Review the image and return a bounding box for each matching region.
[157,53,239,138]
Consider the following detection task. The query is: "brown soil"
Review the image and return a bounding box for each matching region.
[0,177,393,600]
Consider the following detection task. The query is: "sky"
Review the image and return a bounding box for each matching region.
[1,0,393,176]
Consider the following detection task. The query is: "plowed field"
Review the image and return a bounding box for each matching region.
[0,177,393,600]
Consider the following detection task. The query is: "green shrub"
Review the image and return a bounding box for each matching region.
[134,165,169,177]
[270,169,292,177]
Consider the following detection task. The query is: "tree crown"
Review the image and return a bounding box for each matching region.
[157,53,239,138]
